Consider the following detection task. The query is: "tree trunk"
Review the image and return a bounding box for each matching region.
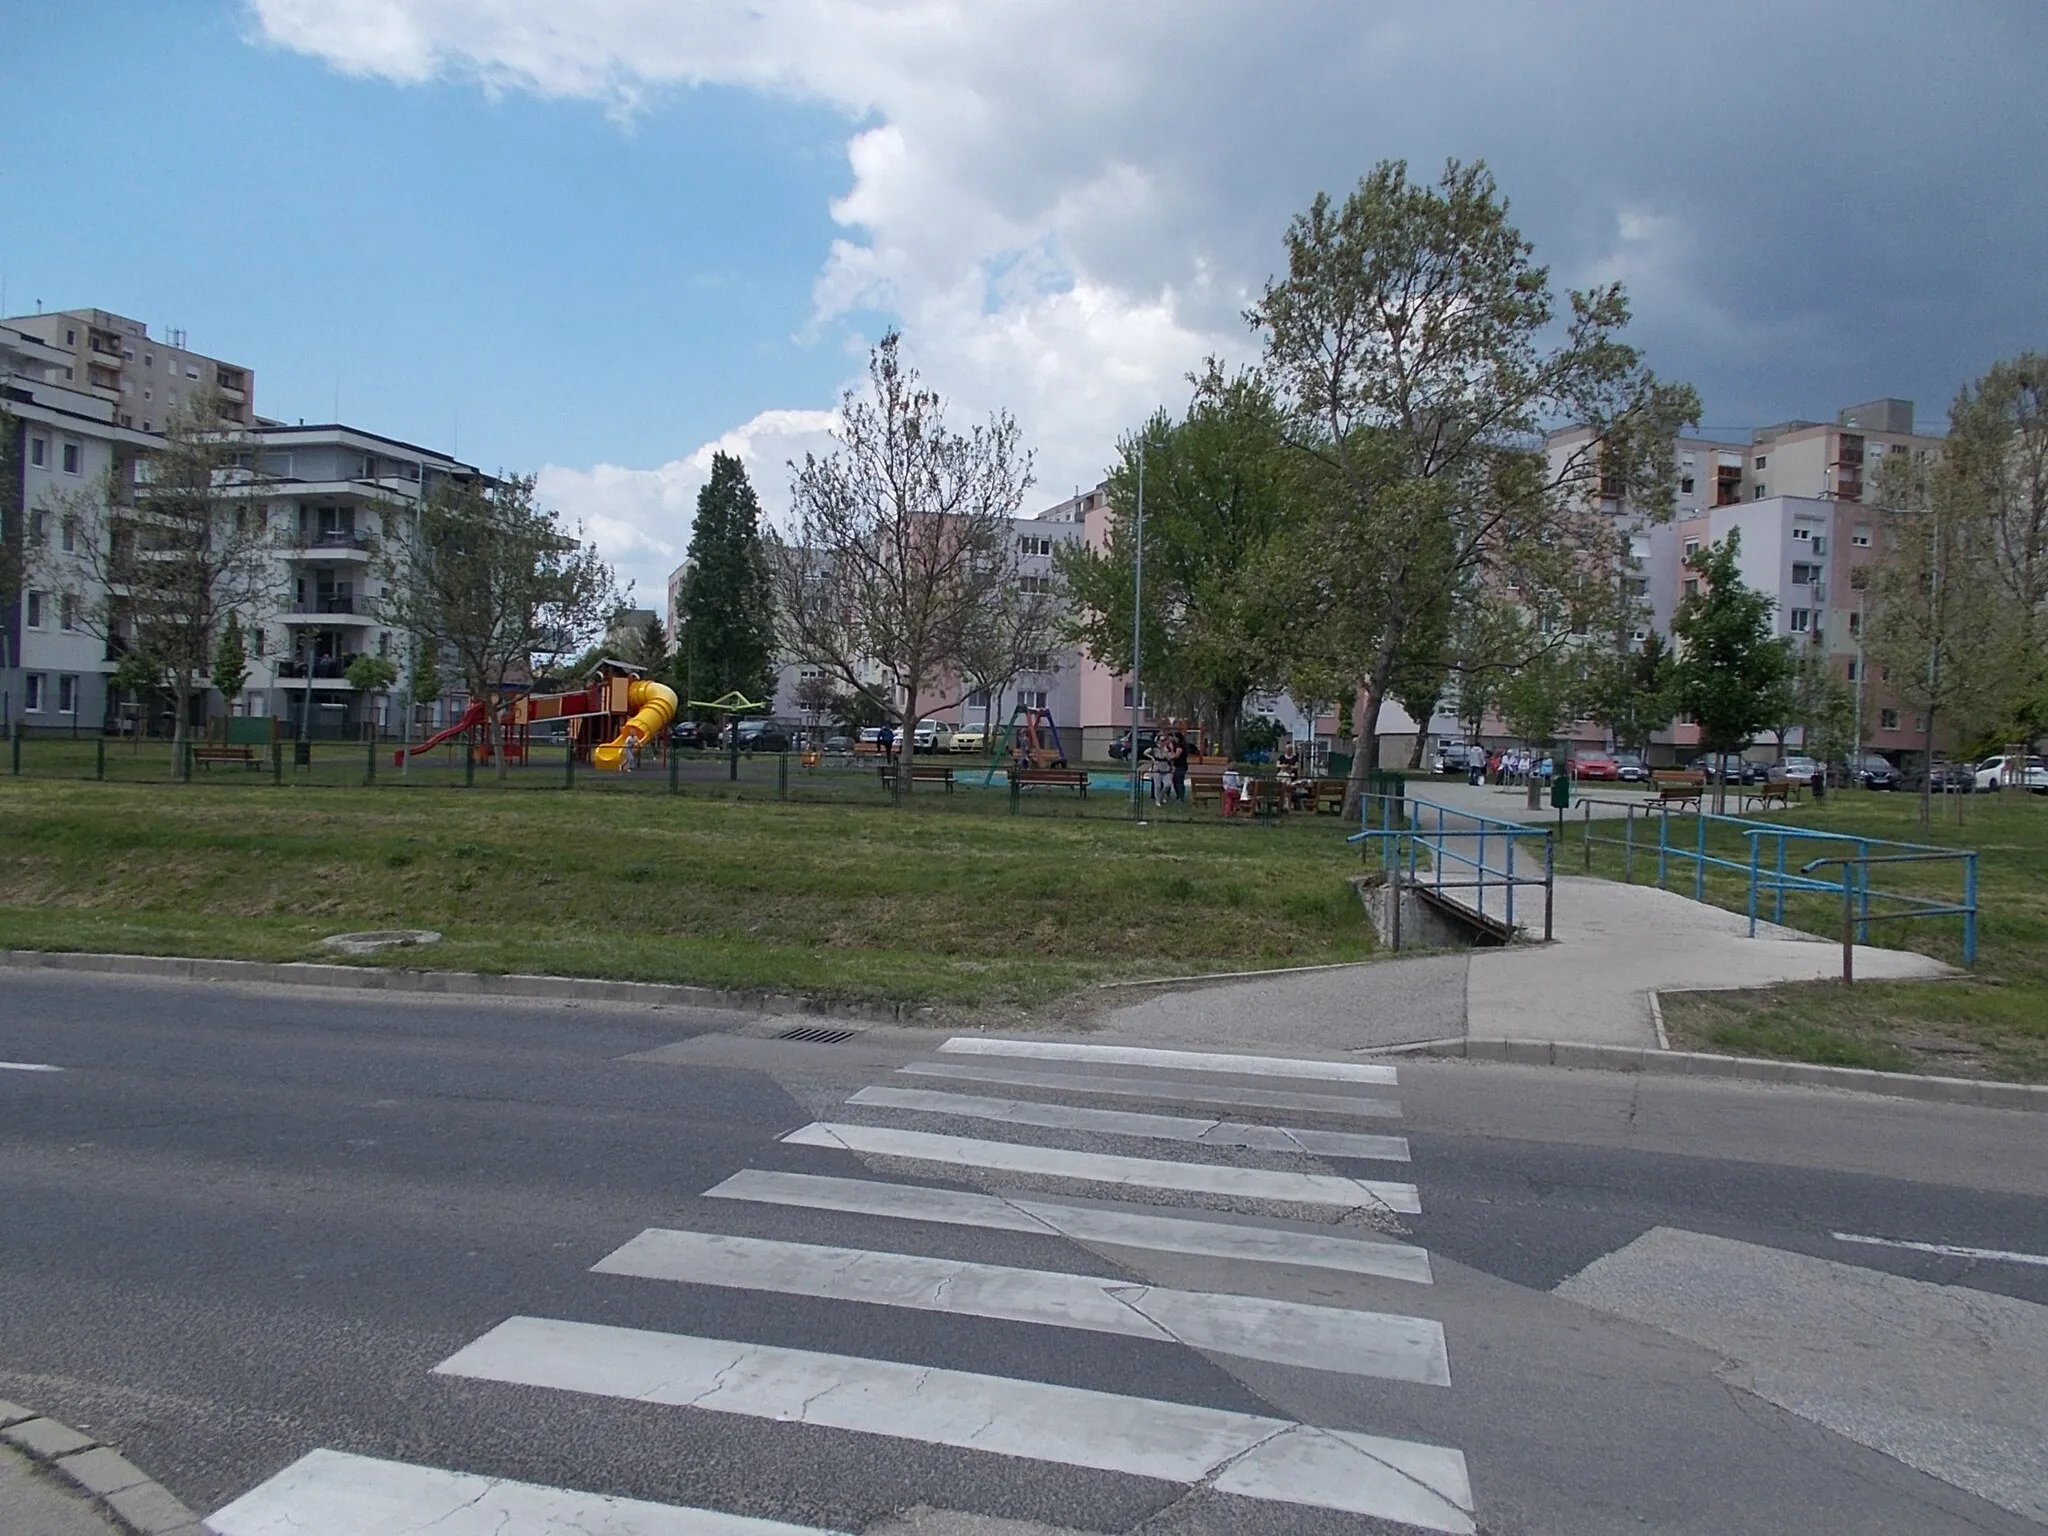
[1213,687,1246,763]
[895,684,919,800]
[1406,731,1429,771]
[1919,707,1936,829]
[1341,679,1388,819]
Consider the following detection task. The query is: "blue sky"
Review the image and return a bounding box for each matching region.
[6,2,2046,603]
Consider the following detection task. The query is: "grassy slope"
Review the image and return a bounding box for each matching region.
[1573,788,2048,1081]
[0,780,1372,1007]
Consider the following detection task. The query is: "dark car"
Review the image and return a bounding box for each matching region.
[1613,753,1649,782]
[1107,728,1161,761]
[726,719,792,753]
[669,720,712,749]
[1910,759,1975,794]
[1845,752,1900,790]
[1687,753,1766,785]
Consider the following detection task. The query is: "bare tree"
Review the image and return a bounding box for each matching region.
[379,474,620,777]
[36,395,275,759]
[771,333,1049,796]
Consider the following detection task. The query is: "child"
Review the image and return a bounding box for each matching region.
[1149,741,1173,805]
[1221,765,1244,817]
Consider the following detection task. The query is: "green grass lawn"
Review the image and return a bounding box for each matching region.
[0,776,1373,1009]
[1570,787,2048,1081]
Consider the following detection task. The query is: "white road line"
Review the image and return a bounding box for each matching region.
[847,1085,1412,1162]
[435,1318,1474,1533]
[703,1170,1433,1284]
[781,1122,1422,1214]
[595,1229,1449,1384]
[938,1037,1398,1085]
[204,1447,840,1535]
[0,1061,63,1073]
[899,1060,1404,1118]
[1833,1231,2048,1268]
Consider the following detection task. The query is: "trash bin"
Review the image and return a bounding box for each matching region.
[1550,772,1570,809]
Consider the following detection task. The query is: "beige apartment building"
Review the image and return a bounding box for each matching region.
[1,307,254,432]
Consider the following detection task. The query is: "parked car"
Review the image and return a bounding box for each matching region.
[1974,754,2048,792]
[727,719,791,753]
[1913,759,1976,794]
[821,734,854,756]
[1770,755,1823,784]
[1686,753,1766,785]
[950,726,989,753]
[912,718,956,753]
[1571,752,1619,781]
[1431,741,1474,774]
[1107,728,1160,761]
[1843,752,1901,790]
[669,720,711,749]
[1613,753,1649,783]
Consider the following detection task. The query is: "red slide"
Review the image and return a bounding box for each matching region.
[394,699,488,767]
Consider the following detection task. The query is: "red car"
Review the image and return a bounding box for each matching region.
[1571,753,1619,781]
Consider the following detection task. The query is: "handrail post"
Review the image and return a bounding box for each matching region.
[1506,833,1517,935]
[1963,854,1978,966]
[1694,808,1708,902]
[1856,839,1872,942]
[1476,821,1488,925]
[1840,866,1856,985]
[1543,831,1555,942]
[1657,806,1668,888]
[1582,801,1592,872]
[1747,834,1760,936]
[1774,834,1788,924]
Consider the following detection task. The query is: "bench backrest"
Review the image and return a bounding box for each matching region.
[1651,771,1706,785]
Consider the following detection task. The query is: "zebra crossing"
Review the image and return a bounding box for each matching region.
[205,1035,1474,1536]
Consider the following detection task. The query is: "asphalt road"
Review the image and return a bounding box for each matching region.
[2,970,2044,1535]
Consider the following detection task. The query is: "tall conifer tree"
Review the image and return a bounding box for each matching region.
[676,452,776,712]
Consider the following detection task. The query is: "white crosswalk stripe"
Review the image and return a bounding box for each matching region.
[898,1058,1404,1117]
[702,1168,1435,1282]
[206,1448,843,1535]
[436,1317,1475,1532]
[936,1036,1400,1084]
[594,1227,1450,1382]
[782,1120,1424,1213]
[847,1084,1413,1160]
[218,1037,1476,1533]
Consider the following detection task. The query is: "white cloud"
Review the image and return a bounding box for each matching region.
[252,0,2048,585]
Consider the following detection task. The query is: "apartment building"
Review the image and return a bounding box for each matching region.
[3,321,156,730]
[1,308,254,431]
[235,424,481,736]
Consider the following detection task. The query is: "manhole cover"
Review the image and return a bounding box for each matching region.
[320,929,443,956]
[775,1025,861,1044]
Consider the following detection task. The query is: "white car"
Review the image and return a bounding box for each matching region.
[912,718,955,753]
[1974,754,2048,792]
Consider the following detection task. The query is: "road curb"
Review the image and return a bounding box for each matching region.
[0,1402,201,1535]
[0,948,926,1024]
[1367,1036,2048,1110]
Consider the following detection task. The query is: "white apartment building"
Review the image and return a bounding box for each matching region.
[3,322,156,731]
[1,308,254,432]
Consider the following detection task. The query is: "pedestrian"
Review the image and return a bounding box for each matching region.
[1169,732,1189,804]
[879,723,896,763]
[1149,738,1173,805]
[1221,765,1244,817]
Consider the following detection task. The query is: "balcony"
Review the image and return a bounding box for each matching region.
[273,656,360,683]
[284,597,374,623]
[286,529,375,559]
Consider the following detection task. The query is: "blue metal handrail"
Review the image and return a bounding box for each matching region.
[1573,796,1977,966]
[1349,793,1554,941]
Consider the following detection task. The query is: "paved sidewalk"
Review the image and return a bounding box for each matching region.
[1,1447,124,1536]
[1086,872,1952,1054]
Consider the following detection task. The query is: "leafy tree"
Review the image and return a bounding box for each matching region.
[345,654,398,737]
[211,610,251,708]
[407,644,442,716]
[1253,158,1698,813]
[1057,365,1291,758]
[379,474,619,778]
[1583,629,1675,753]
[772,332,1050,798]
[1670,533,1791,811]
[1498,626,1586,797]
[36,394,276,757]
[675,452,775,714]
[1763,642,1854,765]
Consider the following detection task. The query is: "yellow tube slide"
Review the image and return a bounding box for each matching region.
[591,680,679,772]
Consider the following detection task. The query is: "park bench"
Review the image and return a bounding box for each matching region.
[879,763,956,792]
[1650,770,1706,810]
[1186,767,1228,806]
[1739,781,1800,812]
[1009,767,1089,795]
[1308,777,1350,813]
[193,744,259,770]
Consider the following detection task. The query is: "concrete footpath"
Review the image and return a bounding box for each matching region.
[1,1446,125,1535]
[1088,871,1951,1054]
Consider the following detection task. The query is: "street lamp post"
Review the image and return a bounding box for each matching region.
[1129,442,1145,821]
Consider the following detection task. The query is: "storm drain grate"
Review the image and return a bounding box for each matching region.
[775,1025,862,1044]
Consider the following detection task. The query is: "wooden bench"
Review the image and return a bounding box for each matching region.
[879,763,955,792]
[1650,770,1706,810]
[1009,767,1089,795]
[1307,777,1350,813]
[1740,781,1800,812]
[1186,767,1228,806]
[193,744,260,769]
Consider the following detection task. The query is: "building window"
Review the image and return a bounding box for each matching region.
[1848,611,1862,637]
[1679,476,1695,495]
[62,442,82,474]
[1879,708,1899,730]
[1018,689,1048,710]
[967,689,990,709]
[1755,455,1768,470]
[1682,537,1700,558]
[1683,579,1700,599]
[1846,659,1859,681]
[1852,526,1871,547]
[61,517,77,554]
[1752,484,1767,500]
[25,591,45,628]
[58,675,78,715]
[60,594,78,630]
[1791,562,1822,586]
[1016,574,1054,595]
[1790,609,1811,633]
[1018,536,1054,558]
[1122,684,1150,709]
[30,436,46,467]
[1021,652,1052,673]
[1791,525,1812,541]
[25,674,46,711]
[65,328,76,345]
[253,626,267,659]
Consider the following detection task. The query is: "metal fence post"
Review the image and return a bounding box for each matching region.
[1694,809,1707,902]
[565,741,575,789]
[1840,870,1856,985]
[96,735,106,782]
[182,739,194,782]
[669,745,680,794]
[1543,832,1555,943]
[365,737,377,787]
[1746,835,1761,936]
[1009,774,1020,814]
[1855,839,1871,943]
[1963,854,1978,966]
[463,735,475,787]
[1582,802,1592,872]
[778,752,789,800]
[1622,805,1635,884]
[10,722,20,776]
[1657,808,1669,888]
[272,739,283,785]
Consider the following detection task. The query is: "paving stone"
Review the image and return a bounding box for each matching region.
[3,1418,96,1459]
[55,1446,149,1497]
[105,1480,198,1534]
